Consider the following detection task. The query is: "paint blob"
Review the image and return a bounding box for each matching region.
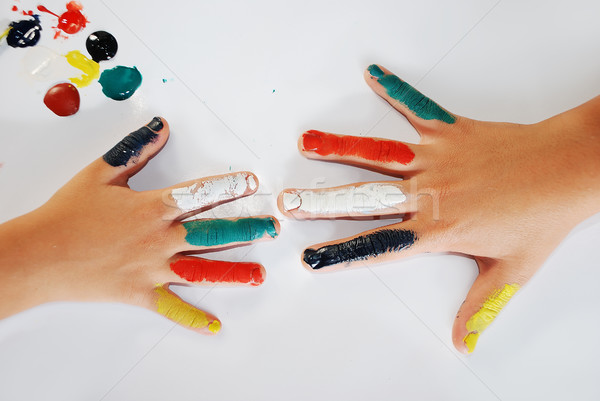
[38,2,88,38]
[183,217,278,247]
[368,64,455,124]
[102,117,163,167]
[303,229,417,269]
[85,30,118,62]
[64,50,99,87]
[6,16,42,48]
[98,65,142,100]
[154,286,220,332]
[302,130,415,165]
[171,258,265,286]
[43,83,80,116]
[463,284,520,353]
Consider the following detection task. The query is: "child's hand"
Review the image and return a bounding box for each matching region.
[0,117,279,334]
[279,65,600,353]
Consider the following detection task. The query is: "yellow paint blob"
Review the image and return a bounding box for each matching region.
[0,27,10,41]
[154,286,220,332]
[64,50,99,87]
[463,283,520,353]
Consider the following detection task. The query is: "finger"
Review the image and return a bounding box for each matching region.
[278,181,413,219]
[301,220,427,272]
[452,258,528,354]
[174,216,280,252]
[166,255,266,286]
[161,171,259,220]
[364,64,457,133]
[87,117,170,186]
[148,284,221,335]
[299,130,423,174]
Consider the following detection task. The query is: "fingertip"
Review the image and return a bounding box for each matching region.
[251,264,267,286]
[243,171,259,194]
[277,189,300,216]
[269,216,281,238]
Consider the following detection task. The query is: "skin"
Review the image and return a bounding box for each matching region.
[0,118,280,334]
[279,64,600,353]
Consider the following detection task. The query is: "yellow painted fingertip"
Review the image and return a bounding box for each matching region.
[155,285,211,330]
[463,284,520,353]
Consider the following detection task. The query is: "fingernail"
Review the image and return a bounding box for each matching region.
[246,173,258,192]
[251,267,265,286]
[282,191,302,212]
[208,319,221,334]
[302,130,324,151]
[302,248,323,269]
[463,332,479,354]
[367,64,385,78]
[147,116,164,131]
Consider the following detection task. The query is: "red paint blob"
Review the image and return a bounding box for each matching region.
[12,5,18,11]
[38,2,88,35]
[43,83,80,117]
[301,130,415,165]
[171,258,265,286]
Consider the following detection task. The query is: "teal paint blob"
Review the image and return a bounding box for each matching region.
[183,217,278,247]
[367,64,455,124]
[98,66,142,101]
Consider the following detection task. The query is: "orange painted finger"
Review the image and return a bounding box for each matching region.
[168,256,266,286]
[298,130,423,174]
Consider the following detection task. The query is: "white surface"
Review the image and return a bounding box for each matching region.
[1,0,600,400]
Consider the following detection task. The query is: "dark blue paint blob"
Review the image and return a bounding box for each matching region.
[303,229,417,269]
[102,117,163,167]
[86,31,118,62]
[7,15,42,48]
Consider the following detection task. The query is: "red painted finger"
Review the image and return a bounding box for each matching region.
[169,256,266,286]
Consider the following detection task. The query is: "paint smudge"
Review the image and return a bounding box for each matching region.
[102,117,163,167]
[43,83,80,116]
[183,217,278,247]
[98,65,142,100]
[367,64,455,124]
[303,229,416,270]
[86,30,117,62]
[6,16,42,48]
[37,1,88,38]
[154,285,220,332]
[301,130,415,165]
[281,183,407,216]
[171,173,257,213]
[64,50,99,87]
[171,257,265,286]
[463,284,520,353]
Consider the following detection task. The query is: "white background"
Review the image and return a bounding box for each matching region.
[1,0,600,400]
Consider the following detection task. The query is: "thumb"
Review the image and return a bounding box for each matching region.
[452,258,527,354]
[87,117,170,186]
[364,64,457,135]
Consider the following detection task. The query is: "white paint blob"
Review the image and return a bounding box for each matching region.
[171,173,253,213]
[282,183,407,215]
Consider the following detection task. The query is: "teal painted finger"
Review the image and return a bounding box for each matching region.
[367,64,455,124]
[183,217,278,247]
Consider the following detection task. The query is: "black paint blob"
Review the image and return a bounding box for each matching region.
[86,30,118,62]
[303,229,417,269]
[7,15,42,48]
[102,117,163,167]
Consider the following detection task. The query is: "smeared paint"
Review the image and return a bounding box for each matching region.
[43,83,80,116]
[38,2,88,38]
[171,172,257,213]
[367,64,455,124]
[303,229,416,270]
[64,50,99,87]
[86,30,118,62]
[154,285,220,332]
[0,28,10,41]
[183,217,278,247]
[98,65,142,100]
[301,130,415,165]
[171,258,265,286]
[281,183,407,216]
[463,284,520,353]
[6,16,42,48]
[102,117,163,167]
